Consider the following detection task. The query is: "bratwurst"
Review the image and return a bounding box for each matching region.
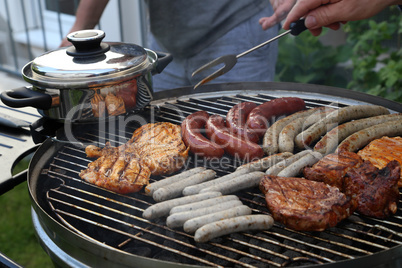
[247,97,306,137]
[181,111,224,158]
[205,114,263,161]
[226,101,259,142]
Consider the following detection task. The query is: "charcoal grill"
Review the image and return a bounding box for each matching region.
[28,82,402,268]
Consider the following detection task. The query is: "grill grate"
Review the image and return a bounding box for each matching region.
[43,92,402,267]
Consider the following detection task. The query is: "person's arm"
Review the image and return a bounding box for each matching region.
[283,0,402,36]
[60,0,109,47]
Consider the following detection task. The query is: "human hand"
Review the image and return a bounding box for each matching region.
[283,0,401,36]
[259,0,296,30]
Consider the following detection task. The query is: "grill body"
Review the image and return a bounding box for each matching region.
[27,82,402,267]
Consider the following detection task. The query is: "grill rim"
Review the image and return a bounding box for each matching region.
[28,82,402,268]
[152,82,402,113]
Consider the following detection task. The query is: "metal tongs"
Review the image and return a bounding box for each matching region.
[192,19,307,89]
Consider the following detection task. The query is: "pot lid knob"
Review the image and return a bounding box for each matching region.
[66,29,110,57]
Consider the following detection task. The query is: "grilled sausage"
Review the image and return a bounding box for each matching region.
[166,199,243,228]
[247,97,306,137]
[278,108,334,153]
[314,113,402,155]
[336,119,402,153]
[295,105,390,150]
[236,152,293,172]
[263,107,327,155]
[194,214,274,243]
[182,169,249,196]
[183,205,252,233]
[205,114,264,161]
[226,102,259,143]
[199,171,265,195]
[181,111,224,158]
[142,191,222,220]
[277,151,322,177]
[265,150,312,175]
[144,167,206,196]
[169,195,239,215]
[153,169,216,202]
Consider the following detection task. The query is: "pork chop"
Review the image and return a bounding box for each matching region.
[344,160,400,219]
[357,136,402,187]
[303,151,363,190]
[259,175,356,231]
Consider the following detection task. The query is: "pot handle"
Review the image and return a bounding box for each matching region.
[0,86,52,110]
[154,51,173,74]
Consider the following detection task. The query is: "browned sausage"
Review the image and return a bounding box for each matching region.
[295,105,390,149]
[205,114,263,162]
[247,97,306,137]
[181,111,224,158]
[335,119,402,153]
[226,102,259,143]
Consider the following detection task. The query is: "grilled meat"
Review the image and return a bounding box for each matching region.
[90,93,106,117]
[304,151,400,219]
[357,136,402,187]
[344,160,400,219]
[80,122,189,194]
[80,145,151,194]
[105,92,126,116]
[259,175,356,231]
[85,144,105,158]
[129,122,190,175]
[303,151,363,190]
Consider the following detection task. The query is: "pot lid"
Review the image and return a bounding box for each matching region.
[27,30,153,87]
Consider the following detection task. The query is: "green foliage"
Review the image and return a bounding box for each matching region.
[276,6,401,102]
[275,28,351,88]
[343,7,401,102]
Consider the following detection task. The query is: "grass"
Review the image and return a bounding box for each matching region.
[0,158,54,267]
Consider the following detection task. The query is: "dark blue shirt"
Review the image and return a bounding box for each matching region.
[147,0,269,58]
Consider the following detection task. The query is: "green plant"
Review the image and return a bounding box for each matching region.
[275,6,401,102]
[343,6,401,102]
[275,28,350,88]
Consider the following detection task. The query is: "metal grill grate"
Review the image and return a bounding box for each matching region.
[42,91,402,267]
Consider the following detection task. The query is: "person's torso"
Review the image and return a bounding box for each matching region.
[146,0,269,58]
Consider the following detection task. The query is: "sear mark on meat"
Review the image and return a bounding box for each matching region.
[80,122,189,194]
[259,175,356,232]
[344,160,400,219]
[80,148,151,194]
[303,151,363,190]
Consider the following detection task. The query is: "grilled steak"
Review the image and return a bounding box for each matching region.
[259,175,356,231]
[80,143,151,194]
[357,136,402,187]
[344,160,400,219]
[128,122,190,175]
[304,151,400,219]
[303,151,363,190]
[80,122,189,194]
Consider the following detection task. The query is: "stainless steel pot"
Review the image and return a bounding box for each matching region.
[0,30,172,122]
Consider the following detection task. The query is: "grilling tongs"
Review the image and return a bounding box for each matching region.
[192,19,307,89]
